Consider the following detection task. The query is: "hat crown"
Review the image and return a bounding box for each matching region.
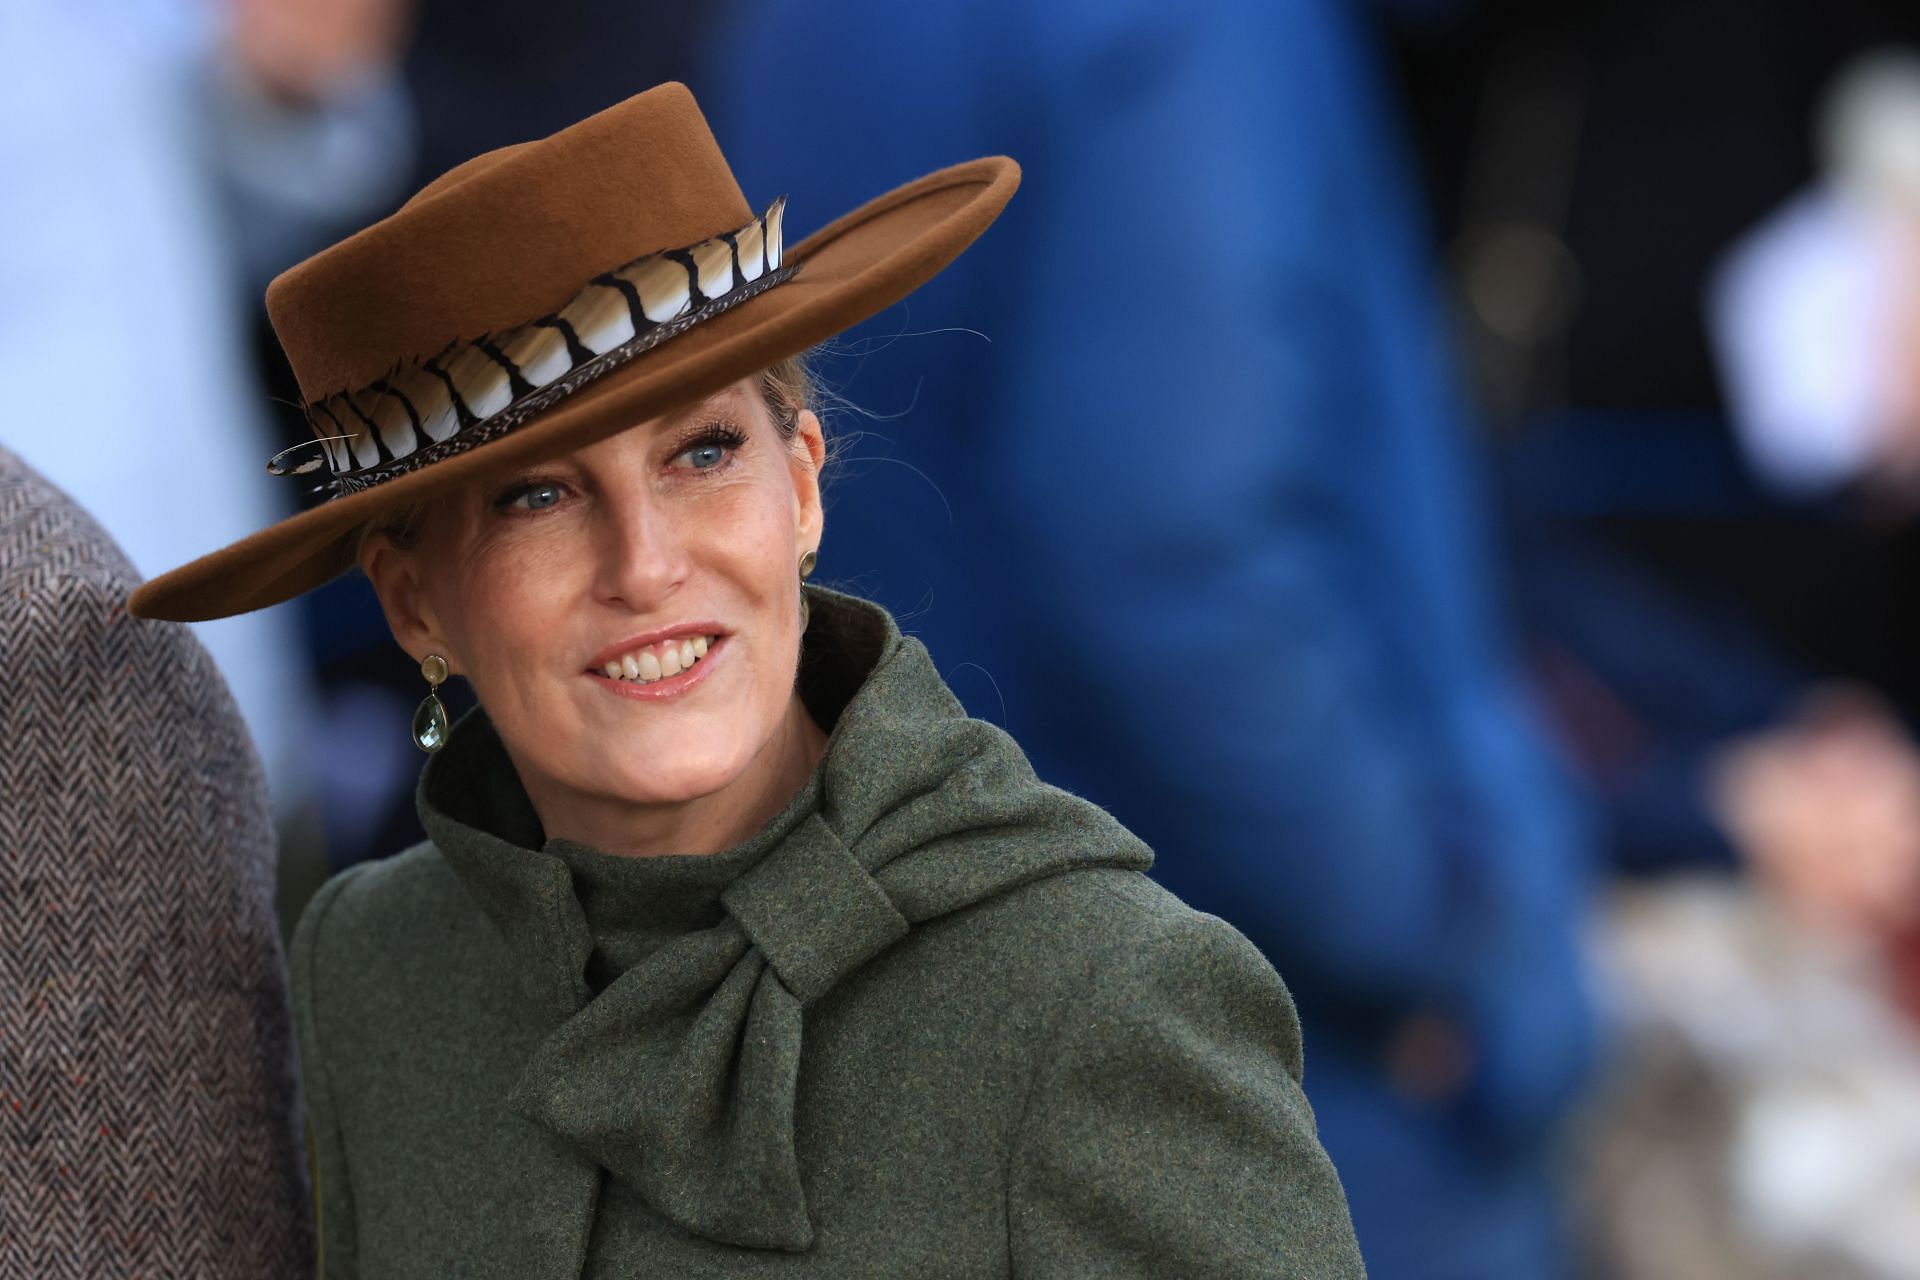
[265,82,752,401]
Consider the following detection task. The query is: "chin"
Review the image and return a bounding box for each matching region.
[599,747,750,808]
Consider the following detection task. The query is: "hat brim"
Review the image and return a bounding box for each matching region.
[127,156,1019,622]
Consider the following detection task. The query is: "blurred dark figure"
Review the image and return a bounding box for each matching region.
[701,1,1599,1276]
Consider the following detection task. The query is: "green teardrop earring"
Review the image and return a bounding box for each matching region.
[413,653,450,752]
[798,548,818,630]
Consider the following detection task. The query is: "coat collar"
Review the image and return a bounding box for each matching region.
[419,585,1152,1252]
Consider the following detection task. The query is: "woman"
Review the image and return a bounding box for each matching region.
[129,83,1366,1278]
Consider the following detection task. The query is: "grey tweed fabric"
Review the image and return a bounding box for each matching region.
[0,447,313,1277]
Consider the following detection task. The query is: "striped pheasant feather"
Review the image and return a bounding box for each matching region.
[269,198,792,493]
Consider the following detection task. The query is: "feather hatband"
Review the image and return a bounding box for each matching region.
[267,198,793,497]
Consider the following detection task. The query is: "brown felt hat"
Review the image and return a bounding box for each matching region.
[127,81,1018,622]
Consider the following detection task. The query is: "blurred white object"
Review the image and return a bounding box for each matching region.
[1590,879,1920,1279]
[1821,49,1920,216]
[1706,49,1920,499]
[1707,189,1907,495]
[1736,1076,1920,1277]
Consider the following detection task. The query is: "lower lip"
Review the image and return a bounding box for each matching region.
[587,635,727,701]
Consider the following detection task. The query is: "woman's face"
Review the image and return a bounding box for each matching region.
[363,376,825,835]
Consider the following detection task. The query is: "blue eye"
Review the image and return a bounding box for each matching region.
[501,481,564,512]
[672,423,748,472]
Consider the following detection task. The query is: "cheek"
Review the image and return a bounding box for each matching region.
[669,469,800,594]
[433,531,582,679]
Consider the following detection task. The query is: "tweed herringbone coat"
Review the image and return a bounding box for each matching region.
[0,448,314,1277]
[291,586,1366,1277]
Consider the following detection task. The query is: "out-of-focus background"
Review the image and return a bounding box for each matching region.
[12,1,1920,1275]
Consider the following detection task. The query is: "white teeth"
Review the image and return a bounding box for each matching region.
[600,634,717,684]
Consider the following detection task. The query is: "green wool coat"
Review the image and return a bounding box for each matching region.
[290,586,1367,1278]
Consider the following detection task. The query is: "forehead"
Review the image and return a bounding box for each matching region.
[645,380,754,431]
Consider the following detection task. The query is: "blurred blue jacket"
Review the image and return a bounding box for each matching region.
[700,1,1600,1274]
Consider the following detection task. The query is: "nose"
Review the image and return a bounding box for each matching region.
[589,478,689,611]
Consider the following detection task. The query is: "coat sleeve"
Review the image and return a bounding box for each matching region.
[1,467,314,1275]
[290,867,371,1280]
[1007,906,1368,1278]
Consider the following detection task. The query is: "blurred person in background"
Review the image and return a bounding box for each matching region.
[1388,2,1920,1272]
[1704,45,1920,961]
[0,0,415,816]
[701,1,1602,1276]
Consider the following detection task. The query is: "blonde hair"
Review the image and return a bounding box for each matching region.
[350,352,822,562]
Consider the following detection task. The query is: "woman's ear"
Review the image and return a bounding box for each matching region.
[360,530,456,671]
[791,408,827,550]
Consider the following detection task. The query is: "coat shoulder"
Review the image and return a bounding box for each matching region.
[291,840,481,980]
[1026,866,1307,1072]
[891,860,1298,1064]
[954,861,1266,980]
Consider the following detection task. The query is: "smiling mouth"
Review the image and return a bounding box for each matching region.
[594,633,718,685]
